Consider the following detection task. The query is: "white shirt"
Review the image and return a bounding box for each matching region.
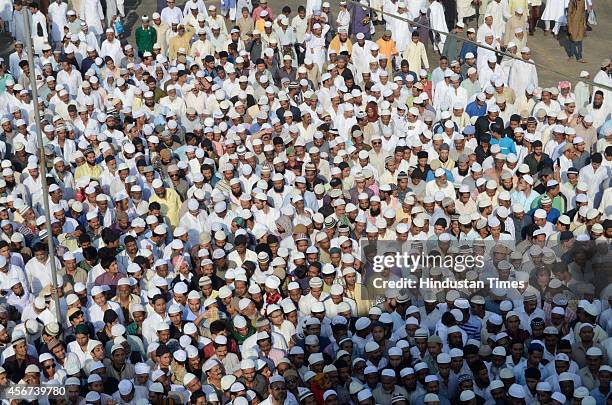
[100,38,125,65]
[25,256,61,296]
[56,67,82,98]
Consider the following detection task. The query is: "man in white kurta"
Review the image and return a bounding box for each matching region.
[457,0,476,21]
[485,0,511,40]
[80,0,104,38]
[30,6,48,55]
[429,0,448,52]
[540,0,565,35]
[47,0,68,46]
[100,29,125,64]
[160,1,183,26]
[393,3,412,55]
[476,31,497,73]
[592,61,612,103]
[352,34,376,79]
[305,25,326,71]
[508,47,538,98]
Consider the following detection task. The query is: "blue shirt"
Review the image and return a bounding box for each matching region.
[490,136,517,155]
[426,168,455,182]
[528,207,561,224]
[460,315,482,341]
[460,42,478,62]
[466,100,487,117]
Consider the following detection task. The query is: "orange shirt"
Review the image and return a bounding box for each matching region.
[376,38,398,59]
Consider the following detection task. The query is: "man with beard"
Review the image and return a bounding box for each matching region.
[2,168,28,206]
[587,90,611,131]
[303,163,326,192]
[75,148,103,182]
[5,278,31,313]
[228,178,244,209]
[214,163,234,196]
[0,324,11,359]
[50,158,76,200]
[267,173,292,209]
[451,155,471,184]
[469,360,491,400]
[149,179,182,230]
[13,206,38,247]
[166,165,188,201]
[348,173,374,205]
[433,198,456,227]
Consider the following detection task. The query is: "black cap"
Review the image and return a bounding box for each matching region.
[540,167,553,176]
[490,123,503,133]
[103,309,118,324]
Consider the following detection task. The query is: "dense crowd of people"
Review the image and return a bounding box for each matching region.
[0,0,609,404]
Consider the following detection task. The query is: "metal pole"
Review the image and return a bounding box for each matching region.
[21,8,63,327]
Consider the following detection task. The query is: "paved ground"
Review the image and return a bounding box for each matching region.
[0,0,610,88]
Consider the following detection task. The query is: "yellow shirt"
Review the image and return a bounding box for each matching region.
[74,163,103,181]
[255,19,266,33]
[329,35,353,55]
[167,26,195,60]
[345,284,372,316]
[149,188,183,230]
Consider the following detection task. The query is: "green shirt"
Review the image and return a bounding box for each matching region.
[530,193,566,213]
[135,26,157,54]
[0,73,12,93]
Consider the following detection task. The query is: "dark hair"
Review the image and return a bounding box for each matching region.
[97,247,114,262]
[334,359,349,369]
[101,228,119,244]
[293,264,308,278]
[190,391,206,404]
[78,233,91,245]
[103,309,118,324]
[557,339,571,351]
[156,344,170,357]
[441,312,456,327]
[82,246,98,262]
[152,294,167,305]
[591,153,603,163]
[101,256,116,270]
[32,242,48,253]
[470,360,488,374]
[234,235,247,246]
[210,320,226,335]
